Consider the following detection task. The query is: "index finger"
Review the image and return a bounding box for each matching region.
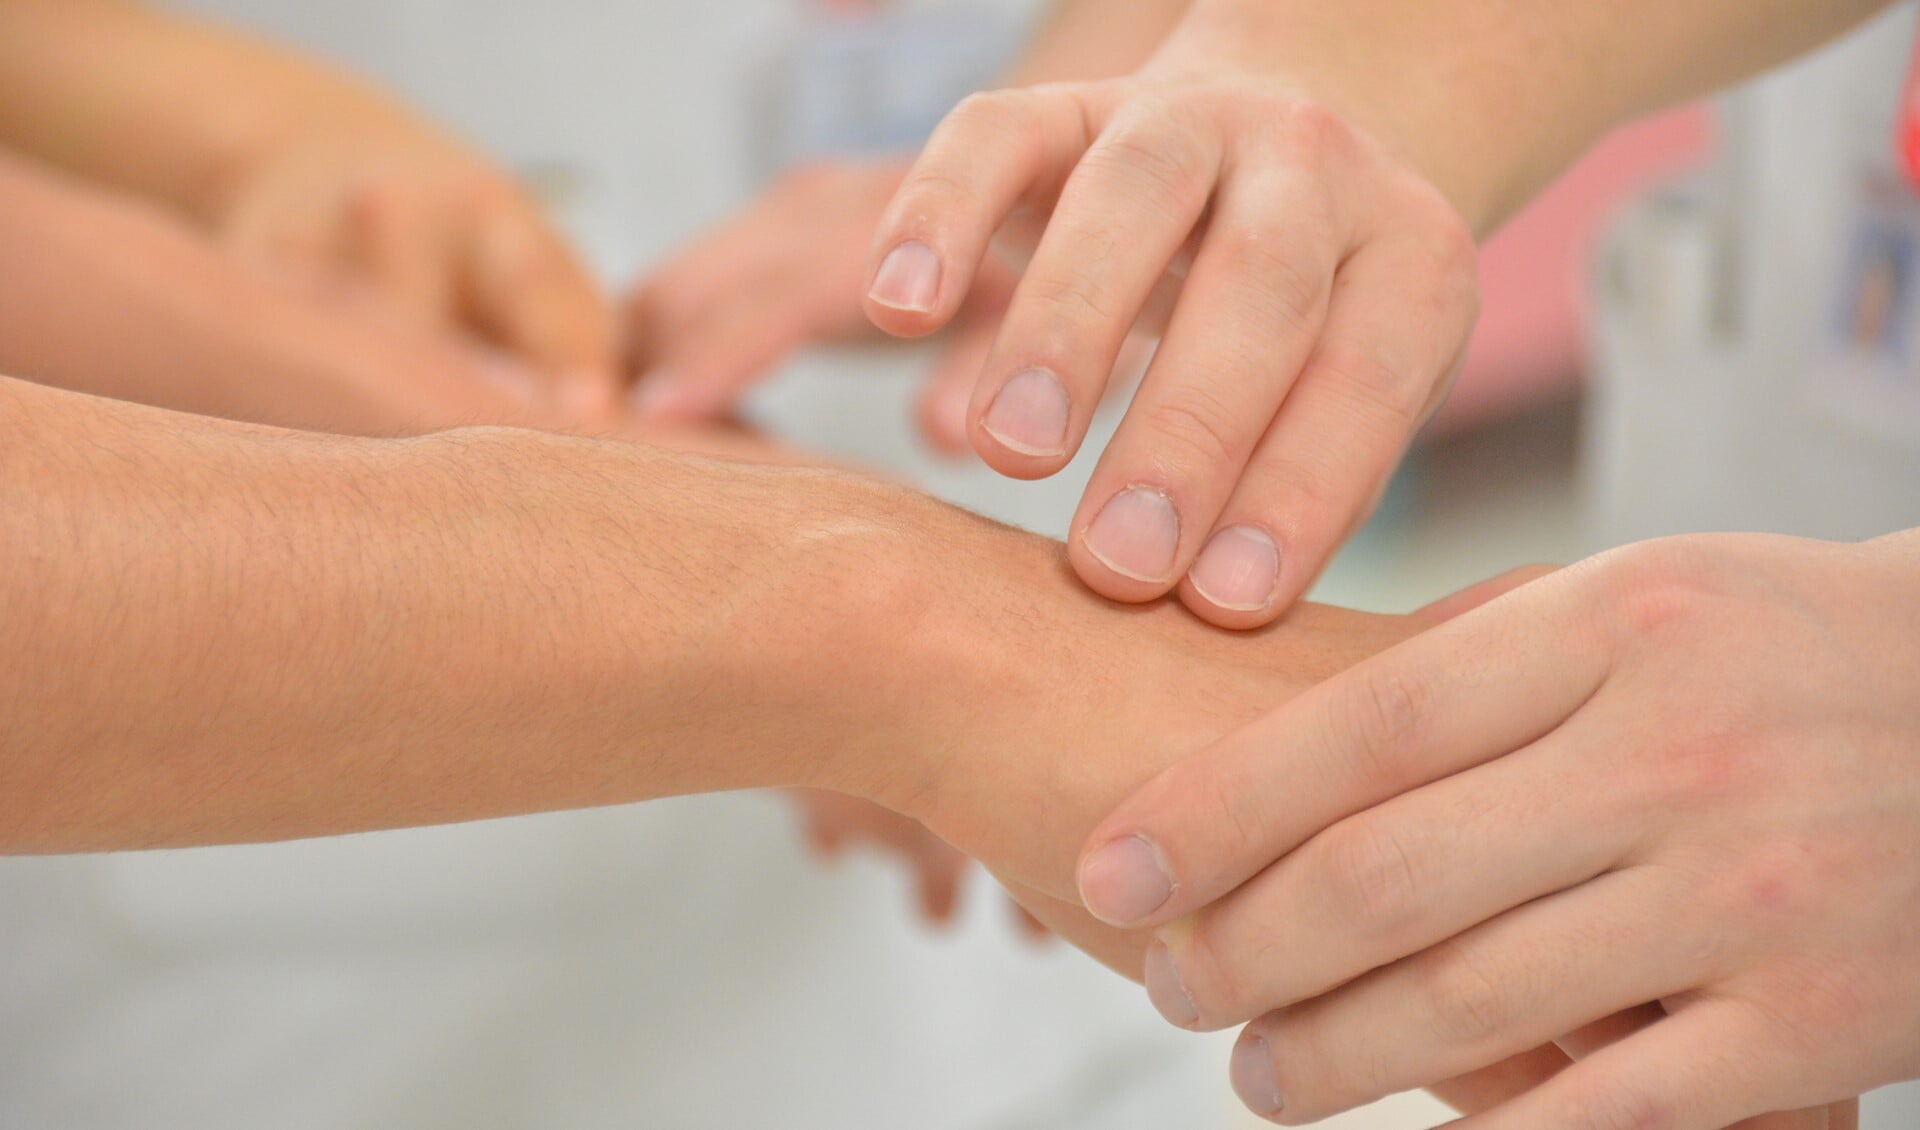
[1075,565,1611,929]
[864,83,1117,338]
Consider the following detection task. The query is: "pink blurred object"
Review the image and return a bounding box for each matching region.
[1425,105,1714,436]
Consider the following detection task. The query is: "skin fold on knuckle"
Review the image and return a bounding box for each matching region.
[1142,386,1245,478]
[1327,665,1434,784]
[1209,222,1328,333]
[1421,945,1520,1050]
[1315,817,1425,941]
[1081,120,1213,216]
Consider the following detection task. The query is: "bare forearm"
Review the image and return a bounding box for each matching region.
[1002,0,1190,86]
[1167,0,1898,231]
[0,0,447,222]
[0,378,930,851]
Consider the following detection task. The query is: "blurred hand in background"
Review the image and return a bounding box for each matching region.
[0,0,619,415]
[626,160,1019,454]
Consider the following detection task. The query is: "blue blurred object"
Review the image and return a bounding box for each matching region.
[749,1,1023,179]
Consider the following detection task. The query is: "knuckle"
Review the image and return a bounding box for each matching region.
[947,88,1043,152]
[1274,97,1358,165]
[1331,666,1434,772]
[1211,227,1327,328]
[1314,819,1422,935]
[1144,388,1245,473]
[1593,538,1734,644]
[1084,124,1211,208]
[896,165,985,229]
[1421,949,1513,1046]
[1312,343,1425,425]
[1022,270,1116,328]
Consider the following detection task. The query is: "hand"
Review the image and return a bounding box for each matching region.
[1077,531,1920,1127]
[862,8,1480,627]
[783,789,1048,937]
[625,160,1018,453]
[0,150,571,436]
[208,100,616,410]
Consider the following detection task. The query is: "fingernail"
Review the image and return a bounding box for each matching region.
[1143,940,1199,1029]
[982,368,1070,457]
[870,241,941,313]
[1085,487,1180,583]
[1079,835,1175,926]
[1190,526,1281,612]
[1231,1035,1285,1120]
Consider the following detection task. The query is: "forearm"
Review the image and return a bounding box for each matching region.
[1162,0,1898,231]
[0,152,533,435]
[0,0,450,223]
[1002,0,1191,86]
[0,378,934,851]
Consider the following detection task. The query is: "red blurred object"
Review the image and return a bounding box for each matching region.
[1427,105,1713,436]
[1900,25,1920,192]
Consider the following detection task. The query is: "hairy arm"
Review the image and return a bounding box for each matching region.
[0,373,1413,919]
[0,377,945,850]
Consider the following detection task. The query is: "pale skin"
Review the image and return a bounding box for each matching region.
[1018,2,1911,1125]
[868,0,1898,628]
[0,0,618,408]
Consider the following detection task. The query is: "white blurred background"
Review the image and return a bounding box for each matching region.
[1,2,1916,1128]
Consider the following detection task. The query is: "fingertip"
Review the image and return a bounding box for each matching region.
[915,376,976,456]
[1069,485,1183,601]
[1077,833,1178,928]
[868,240,941,314]
[975,366,1073,462]
[1184,526,1285,627]
[865,240,954,339]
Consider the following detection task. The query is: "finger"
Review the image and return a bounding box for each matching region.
[1174,223,1479,627]
[1009,898,1054,943]
[1156,728,1644,1030]
[912,838,967,924]
[344,180,457,325]
[1449,1002,1810,1130]
[1411,565,1564,626]
[1063,161,1344,602]
[1427,1048,1574,1117]
[1231,870,1707,1123]
[919,315,999,455]
[1558,1007,1839,1130]
[914,257,1021,452]
[632,276,823,423]
[992,871,1146,978]
[965,105,1220,478]
[461,197,618,410]
[866,84,1115,337]
[1077,567,1608,929]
